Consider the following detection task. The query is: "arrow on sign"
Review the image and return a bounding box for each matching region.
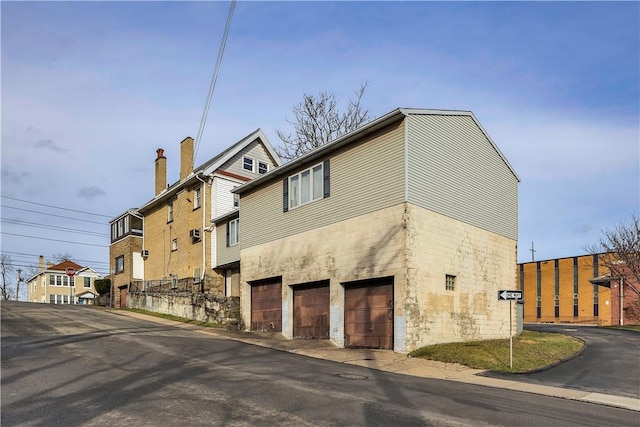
[498,290,523,301]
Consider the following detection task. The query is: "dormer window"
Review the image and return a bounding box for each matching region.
[243,156,254,172]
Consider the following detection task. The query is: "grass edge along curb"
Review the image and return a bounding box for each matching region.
[407,330,584,373]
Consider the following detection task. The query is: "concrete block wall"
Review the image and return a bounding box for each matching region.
[404,204,518,350]
[240,203,408,351]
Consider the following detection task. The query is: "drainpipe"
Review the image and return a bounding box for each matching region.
[195,174,209,286]
[619,276,624,326]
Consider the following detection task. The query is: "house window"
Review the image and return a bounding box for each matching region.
[258,161,268,174]
[233,193,239,208]
[227,218,239,246]
[445,274,456,291]
[56,275,62,286]
[194,187,201,209]
[50,275,55,286]
[84,277,91,288]
[115,256,124,274]
[167,202,174,223]
[50,294,55,304]
[284,160,329,211]
[172,239,178,251]
[243,156,254,172]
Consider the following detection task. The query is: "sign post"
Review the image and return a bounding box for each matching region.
[498,290,523,369]
[66,267,76,305]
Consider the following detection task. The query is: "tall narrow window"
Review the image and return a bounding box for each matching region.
[194,187,201,209]
[172,239,178,251]
[167,202,174,223]
[233,193,239,208]
[445,274,456,291]
[84,277,91,288]
[115,256,124,274]
[227,219,239,246]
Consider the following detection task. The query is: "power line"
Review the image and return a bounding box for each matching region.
[193,0,237,160]
[1,195,112,218]
[1,232,108,247]
[0,251,109,266]
[2,206,107,225]
[2,218,110,237]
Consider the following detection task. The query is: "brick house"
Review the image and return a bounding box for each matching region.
[27,258,101,304]
[109,129,281,304]
[217,108,519,353]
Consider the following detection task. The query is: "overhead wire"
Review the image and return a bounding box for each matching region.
[2,218,110,237]
[2,206,108,225]
[1,195,112,218]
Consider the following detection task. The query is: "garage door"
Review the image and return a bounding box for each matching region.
[344,277,393,349]
[293,281,330,339]
[251,279,282,332]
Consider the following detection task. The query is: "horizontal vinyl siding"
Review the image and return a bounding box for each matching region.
[215,220,240,266]
[220,140,276,178]
[242,121,406,249]
[407,114,518,240]
[212,177,237,219]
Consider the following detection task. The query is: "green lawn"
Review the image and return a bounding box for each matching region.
[408,331,584,373]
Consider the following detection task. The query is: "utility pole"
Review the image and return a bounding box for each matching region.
[530,242,536,262]
[16,269,23,301]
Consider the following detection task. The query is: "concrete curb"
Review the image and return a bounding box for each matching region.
[109,309,640,412]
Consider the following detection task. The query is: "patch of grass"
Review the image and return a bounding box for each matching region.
[126,308,224,329]
[408,331,583,373]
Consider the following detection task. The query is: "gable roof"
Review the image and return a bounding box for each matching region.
[235,108,519,195]
[48,260,83,272]
[138,128,281,214]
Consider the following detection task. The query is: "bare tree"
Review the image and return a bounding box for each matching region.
[586,214,640,322]
[52,252,74,263]
[0,255,15,301]
[276,82,371,161]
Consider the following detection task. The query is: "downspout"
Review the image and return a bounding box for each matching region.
[620,276,624,326]
[195,174,209,285]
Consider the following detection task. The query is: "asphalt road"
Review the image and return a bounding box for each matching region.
[484,324,640,399]
[2,302,638,427]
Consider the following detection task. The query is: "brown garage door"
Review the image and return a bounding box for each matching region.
[344,277,393,349]
[293,281,330,339]
[251,278,282,332]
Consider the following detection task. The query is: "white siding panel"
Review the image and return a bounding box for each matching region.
[212,177,238,219]
[407,114,518,240]
[133,252,144,280]
[241,121,406,249]
[220,140,277,178]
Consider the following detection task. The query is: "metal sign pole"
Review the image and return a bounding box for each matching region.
[510,300,513,369]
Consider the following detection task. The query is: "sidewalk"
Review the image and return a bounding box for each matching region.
[110,309,640,412]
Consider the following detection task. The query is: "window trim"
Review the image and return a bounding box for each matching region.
[227,218,239,247]
[193,187,201,210]
[115,255,125,274]
[243,156,255,173]
[167,202,174,223]
[258,161,268,174]
[284,160,329,211]
[171,238,178,252]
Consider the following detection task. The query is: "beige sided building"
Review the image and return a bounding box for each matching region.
[218,108,519,353]
[27,258,101,305]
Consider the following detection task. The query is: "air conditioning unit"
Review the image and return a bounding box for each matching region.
[190,229,201,240]
[141,250,149,258]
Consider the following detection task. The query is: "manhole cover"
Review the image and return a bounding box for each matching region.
[336,373,369,380]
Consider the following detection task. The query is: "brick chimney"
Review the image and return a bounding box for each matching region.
[38,255,45,272]
[180,137,194,181]
[155,148,167,195]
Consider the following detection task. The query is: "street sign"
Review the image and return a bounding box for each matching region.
[65,267,76,277]
[498,290,522,301]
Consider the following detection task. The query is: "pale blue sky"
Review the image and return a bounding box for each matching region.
[1,1,638,279]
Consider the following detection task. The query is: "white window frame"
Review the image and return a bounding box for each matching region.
[258,161,268,174]
[172,238,178,251]
[194,187,201,209]
[84,277,91,288]
[288,163,323,209]
[228,218,239,246]
[115,256,125,274]
[167,202,174,223]
[243,156,255,172]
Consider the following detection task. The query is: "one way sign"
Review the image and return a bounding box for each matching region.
[498,290,523,301]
